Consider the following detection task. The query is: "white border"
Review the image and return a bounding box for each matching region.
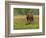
[10,5,42,33]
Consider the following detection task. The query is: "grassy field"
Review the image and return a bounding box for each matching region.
[13,15,39,30]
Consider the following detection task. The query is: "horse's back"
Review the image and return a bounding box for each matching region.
[27,12,33,18]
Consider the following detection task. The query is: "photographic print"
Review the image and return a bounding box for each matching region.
[13,8,39,30]
[5,1,45,37]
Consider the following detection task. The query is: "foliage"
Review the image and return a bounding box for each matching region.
[13,8,39,16]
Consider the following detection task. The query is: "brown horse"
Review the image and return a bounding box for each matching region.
[26,12,33,24]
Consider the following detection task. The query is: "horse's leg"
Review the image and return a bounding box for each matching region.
[26,17,30,24]
[31,17,33,21]
[30,17,34,24]
[26,17,29,25]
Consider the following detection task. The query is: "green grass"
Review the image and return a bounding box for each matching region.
[13,15,39,30]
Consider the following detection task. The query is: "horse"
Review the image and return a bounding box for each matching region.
[26,11,33,24]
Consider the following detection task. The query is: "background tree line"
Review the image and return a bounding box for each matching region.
[13,8,39,16]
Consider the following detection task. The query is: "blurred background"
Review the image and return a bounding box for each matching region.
[14,8,39,16]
